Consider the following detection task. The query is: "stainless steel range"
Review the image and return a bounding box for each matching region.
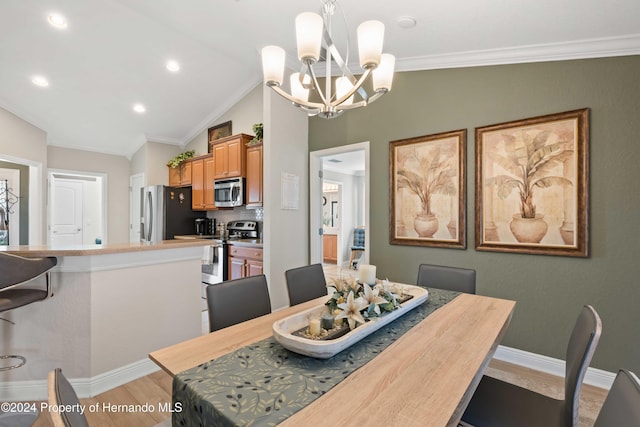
[201,241,226,284]
[200,220,259,285]
[226,220,259,240]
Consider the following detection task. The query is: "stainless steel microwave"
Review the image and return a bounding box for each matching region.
[214,178,244,207]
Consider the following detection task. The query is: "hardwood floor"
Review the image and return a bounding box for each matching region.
[32,370,172,427]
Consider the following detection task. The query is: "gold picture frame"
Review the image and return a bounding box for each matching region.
[207,121,232,153]
[390,129,467,249]
[475,108,589,256]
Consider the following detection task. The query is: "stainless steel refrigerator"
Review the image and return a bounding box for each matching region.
[140,185,205,243]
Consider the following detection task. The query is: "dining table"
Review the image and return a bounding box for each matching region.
[149,286,515,427]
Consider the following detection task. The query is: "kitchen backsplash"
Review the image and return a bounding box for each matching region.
[207,206,263,226]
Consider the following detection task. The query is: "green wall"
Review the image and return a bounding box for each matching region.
[309,55,640,373]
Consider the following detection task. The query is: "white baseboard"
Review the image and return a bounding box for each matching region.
[494,345,616,390]
[0,358,160,402]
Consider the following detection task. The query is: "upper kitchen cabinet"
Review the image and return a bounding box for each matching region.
[211,134,252,179]
[191,154,216,210]
[168,160,192,187]
[246,142,263,207]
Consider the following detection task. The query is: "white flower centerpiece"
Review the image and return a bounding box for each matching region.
[326,277,403,331]
[272,277,429,358]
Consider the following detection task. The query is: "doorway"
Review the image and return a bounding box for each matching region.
[48,170,107,245]
[310,142,369,269]
[0,168,20,245]
[322,180,342,264]
[129,173,145,243]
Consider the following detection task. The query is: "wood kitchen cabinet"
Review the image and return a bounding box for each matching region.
[191,154,216,210]
[211,134,252,179]
[245,142,263,207]
[323,234,338,264]
[168,161,192,187]
[228,245,263,280]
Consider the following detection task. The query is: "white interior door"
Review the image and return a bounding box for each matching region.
[51,179,84,246]
[129,173,145,243]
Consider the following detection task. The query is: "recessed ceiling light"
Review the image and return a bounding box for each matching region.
[31,76,49,87]
[397,16,417,29]
[133,104,146,113]
[166,60,180,72]
[48,13,68,29]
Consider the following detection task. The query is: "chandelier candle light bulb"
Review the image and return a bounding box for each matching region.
[295,12,323,62]
[260,0,394,119]
[359,264,377,285]
[357,20,385,68]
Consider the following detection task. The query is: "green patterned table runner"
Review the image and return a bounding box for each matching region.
[172,287,457,427]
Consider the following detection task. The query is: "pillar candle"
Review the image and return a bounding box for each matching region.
[309,318,321,336]
[359,264,376,285]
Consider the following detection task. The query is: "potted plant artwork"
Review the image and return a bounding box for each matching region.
[396,143,457,238]
[487,129,573,243]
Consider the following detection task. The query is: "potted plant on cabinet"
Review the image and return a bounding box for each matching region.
[487,129,573,243]
[166,150,195,168]
[248,123,263,146]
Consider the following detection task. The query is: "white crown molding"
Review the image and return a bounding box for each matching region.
[180,78,263,147]
[395,34,640,72]
[144,134,182,146]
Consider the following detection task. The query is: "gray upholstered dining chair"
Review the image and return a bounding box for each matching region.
[285,263,328,306]
[461,305,602,427]
[0,252,57,370]
[48,368,90,427]
[206,274,271,332]
[593,369,640,426]
[416,263,476,294]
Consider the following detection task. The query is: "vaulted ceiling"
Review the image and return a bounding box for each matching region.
[1,0,639,158]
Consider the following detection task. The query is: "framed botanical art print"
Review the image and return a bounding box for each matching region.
[475,108,589,257]
[390,129,466,249]
[207,121,233,153]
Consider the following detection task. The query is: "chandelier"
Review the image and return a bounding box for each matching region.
[261,0,395,119]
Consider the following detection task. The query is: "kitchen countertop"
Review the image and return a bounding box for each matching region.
[0,239,214,257]
[227,239,263,248]
[174,235,263,248]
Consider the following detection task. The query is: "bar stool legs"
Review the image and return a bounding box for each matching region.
[0,354,26,371]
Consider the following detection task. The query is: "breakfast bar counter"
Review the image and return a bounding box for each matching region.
[0,240,208,400]
[1,238,213,257]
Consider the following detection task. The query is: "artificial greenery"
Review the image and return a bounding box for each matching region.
[166,150,195,168]
[249,123,263,146]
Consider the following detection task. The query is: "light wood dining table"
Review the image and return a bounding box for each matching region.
[149,291,515,427]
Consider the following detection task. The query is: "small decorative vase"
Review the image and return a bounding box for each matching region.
[510,214,548,243]
[413,214,439,238]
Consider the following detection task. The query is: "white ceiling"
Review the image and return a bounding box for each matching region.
[1,0,639,158]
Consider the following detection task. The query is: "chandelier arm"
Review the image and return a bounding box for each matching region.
[305,63,329,107]
[336,89,388,111]
[330,68,372,106]
[269,85,324,110]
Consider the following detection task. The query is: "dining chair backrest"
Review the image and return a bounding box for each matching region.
[593,370,640,426]
[285,263,328,306]
[416,263,476,294]
[48,368,90,427]
[564,305,602,426]
[206,275,271,332]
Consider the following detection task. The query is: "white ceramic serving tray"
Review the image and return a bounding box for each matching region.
[273,284,429,359]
